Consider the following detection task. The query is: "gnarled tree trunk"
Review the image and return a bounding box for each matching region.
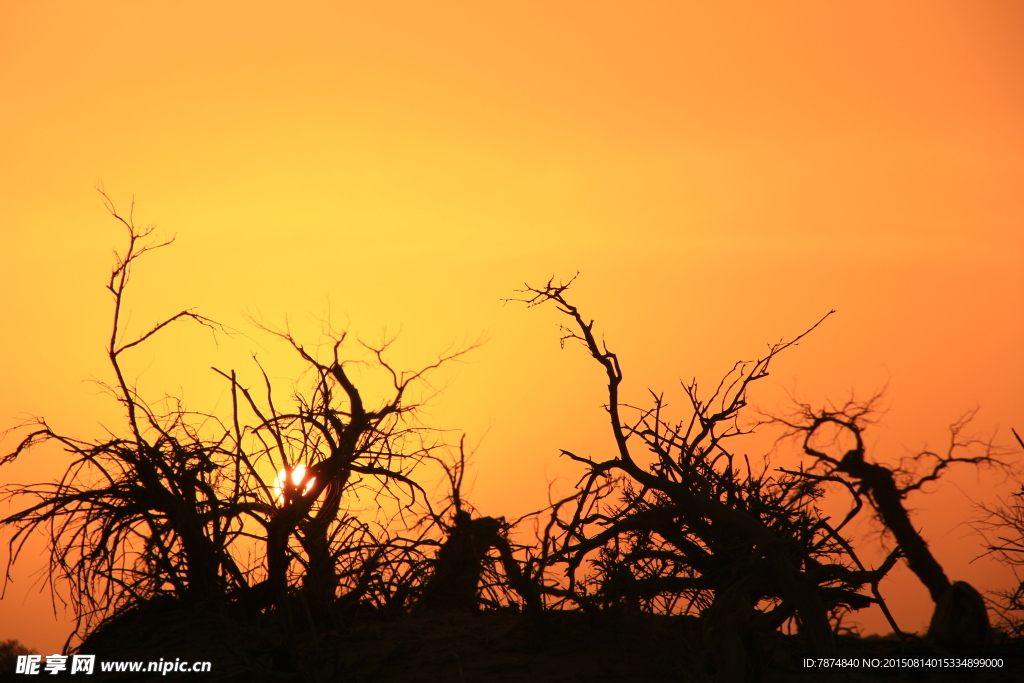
[417,512,503,613]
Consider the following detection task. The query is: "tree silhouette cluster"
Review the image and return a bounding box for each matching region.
[2,202,1020,679]
[1,202,473,646]
[505,280,899,675]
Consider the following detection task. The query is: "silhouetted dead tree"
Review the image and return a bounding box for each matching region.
[775,399,1006,647]
[1,196,476,643]
[979,486,1024,636]
[976,427,1024,636]
[409,437,542,615]
[415,511,504,612]
[513,277,895,670]
[1,199,246,640]
[213,330,469,617]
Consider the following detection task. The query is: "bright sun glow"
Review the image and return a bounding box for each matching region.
[272,464,315,503]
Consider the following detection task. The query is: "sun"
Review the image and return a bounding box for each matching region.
[272,464,316,503]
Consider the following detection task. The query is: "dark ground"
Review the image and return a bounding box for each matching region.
[5,607,1023,682]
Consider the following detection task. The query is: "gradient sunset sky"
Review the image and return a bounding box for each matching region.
[2,1,1023,652]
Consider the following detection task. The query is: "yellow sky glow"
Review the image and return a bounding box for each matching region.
[2,1,1023,652]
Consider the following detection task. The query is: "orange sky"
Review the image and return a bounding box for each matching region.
[2,1,1023,653]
